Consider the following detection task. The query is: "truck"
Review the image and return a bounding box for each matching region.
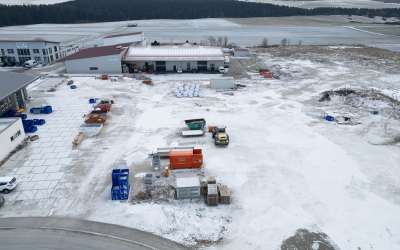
[84,109,107,124]
[211,126,229,146]
[94,99,113,113]
[169,148,203,170]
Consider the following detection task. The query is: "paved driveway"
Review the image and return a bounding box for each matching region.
[0,217,188,250]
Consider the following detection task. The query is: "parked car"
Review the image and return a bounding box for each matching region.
[0,176,17,193]
[23,59,38,68]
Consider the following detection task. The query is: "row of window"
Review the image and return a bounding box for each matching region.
[10,130,21,142]
[1,46,59,56]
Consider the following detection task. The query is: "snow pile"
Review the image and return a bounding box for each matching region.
[175,83,201,98]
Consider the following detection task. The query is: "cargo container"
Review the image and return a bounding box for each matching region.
[169,148,203,170]
[206,183,218,206]
[218,185,231,204]
[175,176,201,200]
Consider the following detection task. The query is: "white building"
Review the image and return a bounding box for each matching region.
[210,77,235,89]
[0,39,64,66]
[0,118,25,162]
[63,43,130,74]
[123,44,225,73]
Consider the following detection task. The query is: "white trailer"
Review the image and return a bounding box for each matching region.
[210,78,235,90]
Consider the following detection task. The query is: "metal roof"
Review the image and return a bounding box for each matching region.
[0,117,20,133]
[0,38,60,43]
[176,176,200,188]
[0,71,38,101]
[62,43,131,61]
[124,45,225,62]
[104,32,143,39]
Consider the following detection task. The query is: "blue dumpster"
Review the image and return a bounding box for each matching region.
[42,106,53,114]
[111,168,130,200]
[33,119,46,126]
[325,115,335,122]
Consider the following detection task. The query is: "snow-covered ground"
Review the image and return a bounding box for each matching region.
[244,0,400,9]
[0,0,70,4]
[1,47,400,249]
[2,0,400,8]
[0,17,399,52]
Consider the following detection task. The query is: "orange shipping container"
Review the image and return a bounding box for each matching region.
[169,149,203,170]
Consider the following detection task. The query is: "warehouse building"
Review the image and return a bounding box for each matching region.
[63,43,130,74]
[0,39,65,66]
[0,118,25,162]
[123,44,225,73]
[0,71,38,117]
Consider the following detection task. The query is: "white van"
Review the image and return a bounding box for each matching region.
[0,177,17,193]
[23,59,38,68]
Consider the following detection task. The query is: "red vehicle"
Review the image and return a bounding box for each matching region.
[94,99,114,113]
[169,149,203,170]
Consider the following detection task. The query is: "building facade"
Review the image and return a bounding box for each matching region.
[0,118,25,162]
[63,43,130,74]
[123,45,226,73]
[0,39,64,66]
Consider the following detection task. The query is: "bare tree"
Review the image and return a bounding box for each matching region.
[298,40,303,46]
[207,36,217,46]
[280,38,288,46]
[223,36,229,47]
[261,37,268,48]
[217,36,223,46]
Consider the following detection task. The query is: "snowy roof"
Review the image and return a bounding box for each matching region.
[124,45,225,62]
[0,71,38,100]
[62,43,131,61]
[104,32,143,39]
[0,118,19,133]
[176,176,200,188]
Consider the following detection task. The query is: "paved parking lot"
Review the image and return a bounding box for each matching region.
[0,77,90,214]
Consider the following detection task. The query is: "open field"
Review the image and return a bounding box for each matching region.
[0,45,399,249]
[0,16,399,51]
[243,0,400,9]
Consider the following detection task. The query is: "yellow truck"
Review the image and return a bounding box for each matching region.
[211,126,229,146]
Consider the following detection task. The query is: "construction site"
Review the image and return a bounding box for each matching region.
[0,44,399,250]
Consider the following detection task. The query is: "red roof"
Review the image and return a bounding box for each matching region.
[104,32,143,39]
[62,43,131,61]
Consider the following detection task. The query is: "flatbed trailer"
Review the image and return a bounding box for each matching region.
[181,129,205,137]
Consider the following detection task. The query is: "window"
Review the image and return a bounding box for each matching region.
[17,49,30,55]
[10,130,21,142]
[54,46,58,52]
[0,49,4,55]
[34,56,41,62]
[42,49,47,55]
[50,55,54,62]
[89,67,98,71]
[7,49,14,54]
[55,53,59,59]
[33,49,39,54]
[48,48,52,54]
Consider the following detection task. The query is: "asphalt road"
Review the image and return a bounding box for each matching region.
[0,217,189,250]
